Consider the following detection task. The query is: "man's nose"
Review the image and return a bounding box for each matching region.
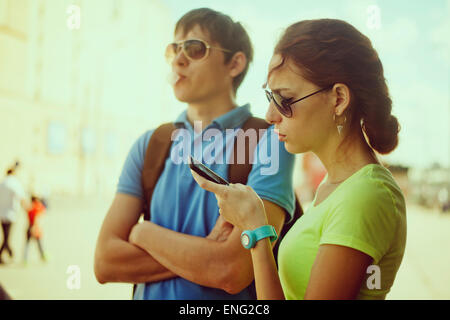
[265,101,282,125]
[172,48,188,68]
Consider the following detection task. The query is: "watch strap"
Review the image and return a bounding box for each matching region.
[253,225,278,243]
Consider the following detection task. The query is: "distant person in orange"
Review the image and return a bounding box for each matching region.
[23,195,47,263]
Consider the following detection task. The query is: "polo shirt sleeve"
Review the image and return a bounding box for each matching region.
[319,178,400,264]
[247,126,296,221]
[116,130,154,200]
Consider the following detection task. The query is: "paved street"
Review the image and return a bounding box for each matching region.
[0,196,449,300]
[0,195,130,299]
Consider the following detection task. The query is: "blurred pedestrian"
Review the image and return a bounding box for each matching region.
[0,164,28,264]
[23,195,47,263]
[0,283,12,300]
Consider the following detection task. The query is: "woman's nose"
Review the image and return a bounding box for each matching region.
[265,101,282,125]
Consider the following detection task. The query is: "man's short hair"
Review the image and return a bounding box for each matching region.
[175,8,253,94]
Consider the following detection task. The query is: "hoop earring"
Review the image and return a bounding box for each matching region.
[333,114,347,136]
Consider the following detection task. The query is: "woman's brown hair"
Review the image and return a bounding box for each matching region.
[275,19,400,154]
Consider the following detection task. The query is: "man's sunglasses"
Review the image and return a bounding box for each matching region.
[264,85,333,118]
[165,39,231,63]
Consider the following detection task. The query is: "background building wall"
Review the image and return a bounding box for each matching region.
[0,0,179,197]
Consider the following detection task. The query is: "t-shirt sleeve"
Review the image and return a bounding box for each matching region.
[247,126,296,221]
[116,130,154,200]
[319,179,400,264]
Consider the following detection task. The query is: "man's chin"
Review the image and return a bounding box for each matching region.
[173,92,190,103]
[173,88,195,103]
[173,91,205,105]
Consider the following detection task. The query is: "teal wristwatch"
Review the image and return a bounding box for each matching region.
[240,225,278,249]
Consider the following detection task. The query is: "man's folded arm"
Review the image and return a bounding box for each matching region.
[129,199,286,294]
[94,192,177,284]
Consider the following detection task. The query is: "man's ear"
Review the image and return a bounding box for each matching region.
[332,83,351,116]
[228,52,247,79]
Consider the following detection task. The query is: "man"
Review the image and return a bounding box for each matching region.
[94,8,296,300]
[0,164,28,264]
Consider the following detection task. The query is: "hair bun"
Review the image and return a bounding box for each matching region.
[364,115,400,154]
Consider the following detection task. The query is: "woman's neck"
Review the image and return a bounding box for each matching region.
[314,130,379,184]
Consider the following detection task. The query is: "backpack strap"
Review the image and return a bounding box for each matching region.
[141,122,177,221]
[228,117,270,184]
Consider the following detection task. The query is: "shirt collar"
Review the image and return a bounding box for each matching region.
[174,104,252,130]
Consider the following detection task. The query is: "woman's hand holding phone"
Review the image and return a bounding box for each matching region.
[188,156,229,185]
[190,169,268,231]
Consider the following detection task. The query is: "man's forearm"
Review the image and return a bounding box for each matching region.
[130,221,249,291]
[95,236,177,284]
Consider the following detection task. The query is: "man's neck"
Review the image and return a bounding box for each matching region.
[186,94,237,132]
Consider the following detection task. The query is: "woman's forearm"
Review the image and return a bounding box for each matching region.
[251,238,285,300]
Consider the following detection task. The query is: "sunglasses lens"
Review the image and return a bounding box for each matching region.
[272,92,292,117]
[165,43,178,63]
[265,90,272,102]
[184,40,207,60]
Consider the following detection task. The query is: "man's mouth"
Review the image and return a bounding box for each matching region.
[170,72,186,86]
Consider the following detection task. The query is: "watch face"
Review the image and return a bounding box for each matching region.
[241,234,250,247]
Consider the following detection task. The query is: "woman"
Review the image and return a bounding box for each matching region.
[191,19,406,300]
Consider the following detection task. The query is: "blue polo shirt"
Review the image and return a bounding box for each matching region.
[117,104,295,300]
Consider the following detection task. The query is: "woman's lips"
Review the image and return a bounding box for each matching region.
[274,129,287,141]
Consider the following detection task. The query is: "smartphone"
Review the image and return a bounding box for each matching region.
[189,156,229,186]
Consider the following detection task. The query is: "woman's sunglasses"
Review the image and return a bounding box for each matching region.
[165,39,231,63]
[264,85,333,118]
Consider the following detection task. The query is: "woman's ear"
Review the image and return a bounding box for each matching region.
[332,83,351,116]
[228,51,247,78]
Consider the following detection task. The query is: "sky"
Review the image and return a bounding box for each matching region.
[161,0,449,169]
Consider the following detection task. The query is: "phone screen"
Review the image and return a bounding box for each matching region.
[189,156,229,185]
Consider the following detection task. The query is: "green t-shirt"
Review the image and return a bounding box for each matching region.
[278,164,407,300]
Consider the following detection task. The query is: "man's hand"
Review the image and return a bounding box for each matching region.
[129,216,234,244]
[128,222,144,245]
[207,215,234,242]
